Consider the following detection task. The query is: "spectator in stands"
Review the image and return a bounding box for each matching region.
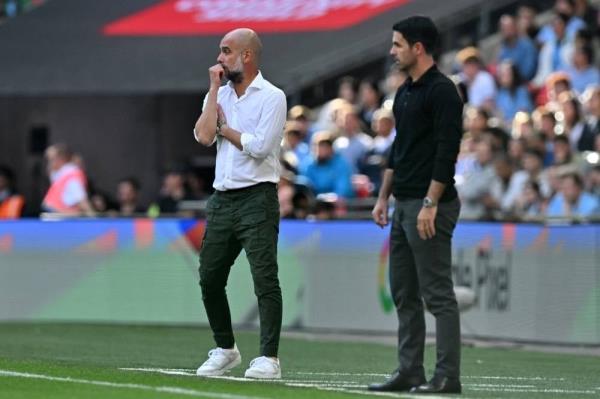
[42,143,94,216]
[552,134,577,167]
[364,108,396,193]
[333,106,373,173]
[587,164,600,197]
[508,137,527,169]
[277,171,296,219]
[511,111,535,140]
[357,78,382,130]
[558,92,595,151]
[299,131,354,199]
[573,0,599,33]
[117,177,144,216]
[463,107,490,142]
[337,76,358,105]
[582,85,600,137]
[155,170,192,214]
[456,46,496,110]
[90,191,115,214]
[184,170,209,201]
[533,13,575,87]
[537,0,586,45]
[288,105,315,144]
[503,149,552,213]
[565,45,600,95]
[281,120,311,171]
[371,107,396,157]
[546,172,598,217]
[533,106,558,141]
[496,61,534,125]
[543,72,572,108]
[513,180,545,219]
[313,98,351,134]
[381,65,408,104]
[497,14,538,81]
[488,155,517,218]
[517,3,540,40]
[456,139,497,219]
[0,165,24,218]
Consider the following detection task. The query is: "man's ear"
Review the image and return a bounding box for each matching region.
[413,42,425,56]
[242,49,252,64]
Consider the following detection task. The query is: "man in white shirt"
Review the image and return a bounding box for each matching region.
[193,28,286,380]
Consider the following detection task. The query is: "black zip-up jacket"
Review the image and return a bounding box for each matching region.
[388,65,463,203]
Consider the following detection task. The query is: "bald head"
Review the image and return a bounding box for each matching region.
[223,28,262,62]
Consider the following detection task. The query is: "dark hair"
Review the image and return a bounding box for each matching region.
[393,16,439,55]
[554,12,570,26]
[500,61,523,92]
[577,45,594,65]
[575,28,593,45]
[524,148,544,161]
[119,177,140,191]
[525,180,541,195]
[562,172,584,188]
[553,134,570,145]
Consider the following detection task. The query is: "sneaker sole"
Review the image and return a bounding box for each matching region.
[244,370,282,379]
[196,355,242,377]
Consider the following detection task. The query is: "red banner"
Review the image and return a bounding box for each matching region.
[103,0,410,36]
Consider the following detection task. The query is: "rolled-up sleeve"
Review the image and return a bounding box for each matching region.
[431,82,464,184]
[240,90,287,159]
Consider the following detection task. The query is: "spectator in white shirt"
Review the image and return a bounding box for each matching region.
[456,47,496,111]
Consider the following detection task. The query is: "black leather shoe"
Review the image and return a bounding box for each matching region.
[410,375,462,394]
[368,371,426,392]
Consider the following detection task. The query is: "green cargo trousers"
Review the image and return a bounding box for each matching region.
[199,182,282,357]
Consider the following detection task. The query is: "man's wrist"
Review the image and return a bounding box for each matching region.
[423,196,437,208]
[216,120,227,135]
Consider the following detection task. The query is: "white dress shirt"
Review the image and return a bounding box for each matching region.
[200,71,287,191]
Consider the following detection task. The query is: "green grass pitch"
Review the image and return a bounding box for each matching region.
[0,323,598,398]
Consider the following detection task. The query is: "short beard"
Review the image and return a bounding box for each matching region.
[224,55,244,84]
[226,70,244,84]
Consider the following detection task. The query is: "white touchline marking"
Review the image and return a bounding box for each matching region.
[470,387,597,394]
[463,375,566,381]
[121,367,195,373]
[118,368,430,398]
[120,368,197,376]
[0,369,263,399]
[293,371,567,381]
[465,383,537,388]
[292,371,390,377]
[121,368,370,386]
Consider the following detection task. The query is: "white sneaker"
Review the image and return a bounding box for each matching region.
[196,345,241,376]
[244,356,281,379]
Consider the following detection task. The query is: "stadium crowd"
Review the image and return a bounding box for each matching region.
[1,0,599,221]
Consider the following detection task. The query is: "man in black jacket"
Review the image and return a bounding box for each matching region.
[369,16,464,395]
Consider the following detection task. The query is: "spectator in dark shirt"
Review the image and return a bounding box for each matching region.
[117,177,145,216]
[156,170,192,214]
[369,16,463,395]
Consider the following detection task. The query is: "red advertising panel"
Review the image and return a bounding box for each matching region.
[104,0,410,36]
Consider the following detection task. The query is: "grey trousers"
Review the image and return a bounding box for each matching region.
[389,198,461,379]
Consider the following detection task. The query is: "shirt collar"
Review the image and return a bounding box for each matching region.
[406,64,438,87]
[227,71,265,91]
